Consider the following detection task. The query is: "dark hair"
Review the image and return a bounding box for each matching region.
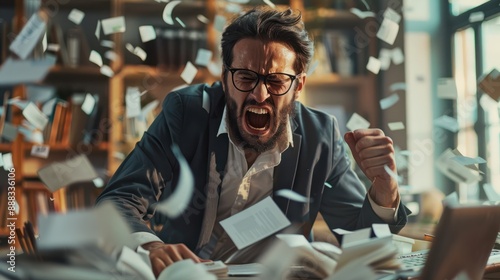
[221,6,313,74]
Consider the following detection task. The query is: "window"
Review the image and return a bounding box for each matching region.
[449,0,490,16]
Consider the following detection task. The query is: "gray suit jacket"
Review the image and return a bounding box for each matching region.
[96,82,409,251]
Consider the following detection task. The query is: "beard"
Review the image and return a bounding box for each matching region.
[224,84,296,154]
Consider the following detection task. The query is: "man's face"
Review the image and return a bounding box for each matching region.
[222,38,305,153]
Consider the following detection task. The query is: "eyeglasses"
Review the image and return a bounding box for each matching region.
[225,65,301,96]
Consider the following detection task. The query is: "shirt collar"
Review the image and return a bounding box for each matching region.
[217,106,294,150]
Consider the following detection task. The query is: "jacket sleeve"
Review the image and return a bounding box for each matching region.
[319,116,409,234]
[95,92,185,235]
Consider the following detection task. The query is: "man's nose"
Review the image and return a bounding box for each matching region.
[252,80,270,103]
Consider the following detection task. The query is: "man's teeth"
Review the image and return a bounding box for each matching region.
[248,124,266,131]
[247,108,268,114]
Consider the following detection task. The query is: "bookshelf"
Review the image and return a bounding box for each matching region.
[1,0,389,243]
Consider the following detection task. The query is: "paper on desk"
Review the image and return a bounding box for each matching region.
[341,228,372,247]
[346,112,370,131]
[371,224,391,238]
[116,246,155,280]
[350,8,375,19]
[181,61,198,84]
[125,87,141,118]
[162,1,181,25]
[195,48,212,67]
[23,102,49,130]
[197,14,209,24]
[214,15,227,33]
[379,93,399,110]
[95,20,101,39]
[376,18,399,45]
[275,189,309,203]
[2,153,13,171]
[327,262,376,280]
[155,144,194,218]
[366,56,381,74]
[38,154,99,192]
[9,13,46,60]
[68,8,85,25]
[478,69,500,101]
[31,145,50,159]
[101,16,126,35]
[1,122,18,142]
[89,50,103,67]
[0,55,56,86]
[158,259,216,280]
[139,25,156,42]
[483,184,500,201]
[434,115,459,133]
[388,121,405,131]
[38,201,133,252]
[391,47,404,65]
[220,196,291,250]
[383,7,401,23]
[436,148,482,184]
[437,78,458,99]
[257,237,300,280]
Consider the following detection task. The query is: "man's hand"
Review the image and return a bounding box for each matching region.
[344,129,399,208]
[141,241,204,277]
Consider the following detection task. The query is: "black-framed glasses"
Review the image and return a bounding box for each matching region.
[225,65,301,96]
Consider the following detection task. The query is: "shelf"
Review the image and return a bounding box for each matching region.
[306,73,370,88]
[46,65,109,79]
[0,143,12,153]
[303,8,366,29]
[42,0,112,11]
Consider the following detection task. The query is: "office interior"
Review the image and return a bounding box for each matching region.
[0,0,499,269]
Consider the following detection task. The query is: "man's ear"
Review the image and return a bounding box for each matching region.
[294,74,306,99]
[221,69,226,92]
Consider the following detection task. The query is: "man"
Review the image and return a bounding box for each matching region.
[96,6,409,277]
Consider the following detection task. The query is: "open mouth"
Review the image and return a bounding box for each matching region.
[245,107,270,132]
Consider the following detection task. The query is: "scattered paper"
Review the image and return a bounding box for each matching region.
[383,7,401,23]
[155,144,195,218]
[42,32,47,52]
[95,20,101,39]
[38,154,99,192]
[379,93,399,110]
[139,25,156,42]
[483,184,500,201]
[342,228,372,246]
[197,14,209,24]
[31,145,50,159]
[436,149,482,185]
[23,102,49,130]
[47,44,60,52]
[93,177,104,188]
[207,60,222,77]
[442,191,459,206]
[469,12,485,23]
[100,40,115,48]
[220,196,291,250]
[9,13,46,60]
[134,46,147,61]
[437,78,458,99]
[389,82,406,92]
[194,48,213,67]
[376,18,399,45]
[180,61,198,84]
[434,115,459,133]
[384,165,402,183]
[1,122,17,142]
[275,189,309,203]
[478,69,500,101]
[388,121,405,131]
[158,259,216,280]
[366,56,381,74]
[263,0,276,9]
[2,153,13,171]
[100,65,114,77]
[214,15,227,33]
[68,8,85,25]
[346,113,370,131]
[391,47,404,65]
[101,16,126,35]
[450,155,486,166]
[82,93,96,115]
[307,60,319,76]
[379,48,392,70]
[126,87,141,118]
[116,246,155,280]
[104,50,118,61]
[89,50,103,67]
[371,224,391,238]
[226,3,242,13]
[349,8,375,19]
[0,55,56,86]
[175,17,186,28]
[162,1,182,25]
[125,43,134,53]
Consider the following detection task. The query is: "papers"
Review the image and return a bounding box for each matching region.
[82,93,97,115]
[1,122,18,142]
[263,0,276,9]
[227,263,265,276]
[139,25,156,42]
[100,65,114,77]
[125,87,142,118]
[116,246,155,280]
[275,189,309,203]
[436,149,482,184]
[180,61,198,84]
[214,15,227,33]
[349,8,375,19]
[158,259,216,280]
[478,69,500,101]
[95,20,101,39]
[390,82,407,92]
[197,14,209,24]
[31,145,50,159]
[434,115,459,133]
[384,164,403,183]
[220,196,291,250]
[469,12,485,23]
[0,55,56,86]
[366,56,381,74]
[383,7,401,23]
[437,78,458,99]
[483,184,500,201]
[392,47,404,65]
[89,50,103,67]
[451,155,486,166]
[175,17,186,28]
[9,12,47,60]
[2,153,13,171]
[101,16,126,35]
[194,48,213,67]
[380,93,399,110]
[37,154,99,192]
[388,122,405,131]
[23,102,49,130]
[376,18,399,45]
[346,113,370,131]
[162,1,182,25]
[68,9,85,25]
[155,144,194,218]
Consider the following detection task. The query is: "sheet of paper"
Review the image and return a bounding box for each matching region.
[226,3,243,13]
[93,177,104,188]
[479,94,498,112]
[155,144,195,218]
[389,82,406,92]
[197,14,209,24]
[100,65,114,77]
[18,126,43,144]
[263,0,276,9]
[37,154,99,192]
[371,224,391,238]
[9,13,46,60]
[81,93,96,115]
[101,16,126,35]
[162,1,181,25]
[469,12,485,23]
[275,189,308,203]
[31,145,50,159]
[100,40,115,48]
[0,55,56,86]
[214,15,227,33]
[0,153,3,168]
[175,17,186,28]
[95,20,101,39]
[1,122,17,142]
[133,46,147,61]
[126,87,141,118]
[384,165,402,183]
[158,259,216,280]
[23,102,49,130]
[376,18,399,45]
[195,48,213,67]
[2,153,13,171]
[391,47,404,65]
[434,115,459,132]
[139,25,156,42]
[208,60,222,76]
[437,78,458,99]
[451,155,486,166]
[349,8,375,19]
[116,246,155,280]
[89,50,103,67]
[228,263,265,276]
[483,184,500,201]
[366,56,381,74]
[181,61,198,84]
[378,48,392,70]
[379,93,399,110]
[478,69,500,101]
[42,32,47,52]
[68,8,85,25]
[105,50,118,61]
[220,196,291,250]
[383,7,401,23]
[388,121,405,131]
[342,227,372,246]
[436,149,482,184]
[442,191,459,206]
[346,113,370,131]
[47,44,60,52]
